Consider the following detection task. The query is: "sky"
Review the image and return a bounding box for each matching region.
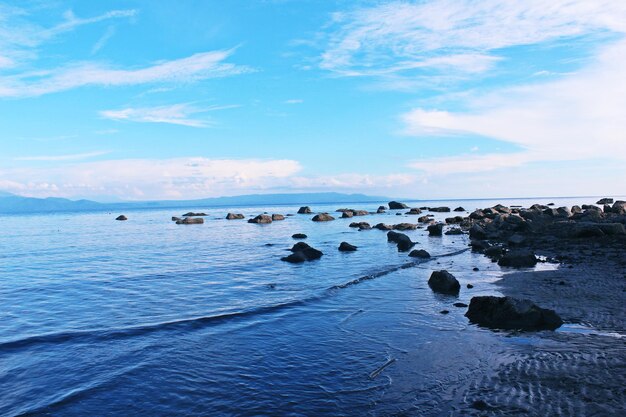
[1,0,625,201]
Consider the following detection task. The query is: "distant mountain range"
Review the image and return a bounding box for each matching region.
[0,192,390,214]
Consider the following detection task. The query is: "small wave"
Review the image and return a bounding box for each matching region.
[0,248,469,353]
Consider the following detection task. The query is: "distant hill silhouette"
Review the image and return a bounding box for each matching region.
[0,192,389,214]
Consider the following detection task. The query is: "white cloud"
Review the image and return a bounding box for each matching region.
[99,103,237,127]
[284,99,304,104]
[0,50,251,97]
[404,38,626,174]
[91,26,116,55]
[319,0,626,81]
[13,151,110,161]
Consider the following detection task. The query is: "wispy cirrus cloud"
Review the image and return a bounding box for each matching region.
[13,151,110,162]
[100,103,239,127]
[319,0,626,83]
[0,50,251,98]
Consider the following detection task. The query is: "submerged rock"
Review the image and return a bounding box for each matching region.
[312,213,335,222]
[408,249,430,258]
[183,212,207,217]
[465,296,563,330]
[226,213,245,220]
[115,215,127,221]
[338,242,357,252]
[428,270,460,295]
[292,233,307,239]
[497,250,538,268]
[176,217,204,224]
[388,201,409,209]
[297,206,312,214]
[248,214,272,224]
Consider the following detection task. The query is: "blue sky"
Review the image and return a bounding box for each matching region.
[1,0,625,201]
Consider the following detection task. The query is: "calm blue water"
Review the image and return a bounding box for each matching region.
[0,197,610,416]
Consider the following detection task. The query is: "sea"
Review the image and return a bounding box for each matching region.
[0,196,614,416]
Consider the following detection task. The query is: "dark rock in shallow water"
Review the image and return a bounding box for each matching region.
[612,200,626,215]
[271,214,285,221]
[183,212,207,217]
[176,217,204,224]
[453,206,466,212]
[171,216,182,222]
[484,245,503,259]
[349,222,371,230]
[387,231,415,252]
[497,250,537,268]
[429,206,451,213]
[374,223,393,231]
[312,213,335,222]
[393,223,417,231]
[406,207,422,215]
[226,213,245,220]
[292,233,307,239]
[408,249,430,258]
[596,198,613,205]
[341,211,354,218]
[440,310,450,314]
[248,214,272,224]
[428,270,460,295]
[115,215,127,221]
[427,223,443,236]
[465,296,563,330]
[453,302,468,308]
[445,227,463,235]
[297,206,312,214]
[282,242,323,263]
[388,201,408,209]
[338,242,357,252]
[377,206,386,213]
[418,215,433,223]
[469,224,487,240]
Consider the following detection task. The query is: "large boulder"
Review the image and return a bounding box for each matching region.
[388,201,409,209]
[297,206,312,214]
[312,213,335,222]
[226,213,245,220]
[497,250,538,268]
[115,215,127,221]
[427,223,444,236]
[338,242,357,252]
[271,214,285,221]
[248,214,272,224]
[465,296,563,330]
[176,217,204,224]
[428,270,460,295]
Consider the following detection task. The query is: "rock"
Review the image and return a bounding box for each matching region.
[418,215,433,223]
[445,216,464,224]
[115,215,127,221]
[492,204,511,214]
[282,242,323,263]
[341,211,354,218]
[312,213,335,222]
[574,224,604,238]
[349,222,371,230]
[183,212,207,217]
[430,207,451,212]
[427,223,443,236]
[354,210,369,216]
[171,216,182,222]
[507,234,526,246]
[571,205,582,214]
[406,208,422,215]
[467,283,474,288]
[597,223,625,235]
[297,206,312,214]
[470,239,490,252]
[612,200,626,215]
[387,231,415,252]
[176,217,204,224]
[556,206,571,217]
[445,227,463,235]
[453,302,468,308]
[469,224,487,240]
[469,209,485,220]
[292,233,307,239]
[393,223,417,231]
[465,296,563,330]
[497,250,538,268]
[376,207,386,214]
[408,249,430,258]
[484,245,503,259]
[440,310,450,314]
[226,213,245,220]
[388,201,409,209]
[596,198,614,205]
[428,270,460,295]
[453,207,466,212]
[374,223,393,231]
[271,214,285,221]
[248,214,272,224]
[338,242,357,252]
